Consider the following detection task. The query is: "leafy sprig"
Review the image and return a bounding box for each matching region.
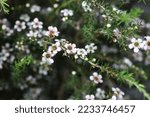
[11,55,33,84]
[0,0,9,13]
[87,60,150,99]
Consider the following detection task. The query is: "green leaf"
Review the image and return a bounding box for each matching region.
[11,55,33,84]
[0,0,9,13]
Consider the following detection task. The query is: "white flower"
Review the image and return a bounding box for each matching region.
[60,9,73,21]
[82,1,92,12]
[60,9,73,17]
[0,18,9,26]
[47,7,52,12]
[109,95,117,100]
[85,43,97,53]
[26,75,37,84]
[75,48,87,59]
[128,38,143,53]
[2,25,14,37]
[36,30,44,38]
[48,41,62,55]
[62,17,68,22]
[71,71,76,75]
[14,20,26,32]
[123,57,132,67]
[42,51,54,65]
[45,26,59,37]
[30,5,41,13]
[85,94,95,100]
[112,87,124,100]
[39,67,48,75]
[132,51,143,62]
[26,30,38,38]
[64,43,77,54]
[19,14,30,22]
[113,28,121,39]
[41,7,53,14]
[143,36,150,50]
[15,41,24,50]
[106,24,111,28]
[1,49,10,61]
[39,62,50,75]
[26,3,30,7]
[102,14,107,18]
[53,3,58,8]
[15,41,30,53]
[2,24,7,30]
[113,7,117,11]
[95,88,105,99]
[89,72,103,84]
[24,88,42,99]
[0,43,14,69]
[92,58,96,62]
[31,18,43,29]
[26,29,44,40]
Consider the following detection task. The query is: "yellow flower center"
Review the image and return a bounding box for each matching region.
[147,41,150,46]
[49,31,55,37]
[52,45,57,50]
[94,76,99,82]
[68,45,72,50]
[46,53,51,58]
[134,42,139,47]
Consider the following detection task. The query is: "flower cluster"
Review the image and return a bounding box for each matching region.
[0,43,15,69]
[27,18,44,35]
[85,94,95,100]
[15,41,30,54]
[45,26,60,38]
[1,19,14,37]
[95,88,105,99]
[14,20,26,32]
[129,36,150,53]
[30,4,41,13]
[82,1,92,12]
[25,18,60,46]
[110,87,125,100]
[42,40,61,65]
[85,43,97,54]
[42,51,55,65]
[63,41,97,60]
[60,9,74,21]
[89,72,103,84]
[41,38,97,66]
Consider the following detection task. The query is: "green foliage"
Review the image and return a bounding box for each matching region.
[88,0,143,50]
[11,55,33,84]
[87,60,150,99]
[82,24,95,41]
[112,70,150,99]
[81,13,97,41]
[65,74,93,99]
[130,66,148,80]
[126,80,150,99]
[117,71,150,99]
[118,71,150,100]
[130,8,143,19]
[117,8,143,25]
[0,0,9,13]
